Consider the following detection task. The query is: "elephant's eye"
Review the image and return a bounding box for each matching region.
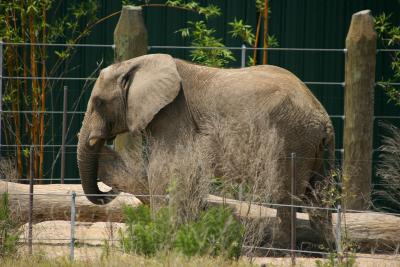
[93,97,103,108]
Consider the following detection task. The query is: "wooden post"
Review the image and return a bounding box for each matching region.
[113,6,148,152]
[343,10,376,210]
[114,6,148,62]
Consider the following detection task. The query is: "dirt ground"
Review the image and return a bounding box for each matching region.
[19,221,400,267]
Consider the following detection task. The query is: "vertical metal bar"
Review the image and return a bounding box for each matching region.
[61,86,68,184]
[28,146,34,255]
[238,183,243,202]
[0,40,3,156]
[241,44,246,68]
[290,152,297,266]
[336,205,342,256]
[70,191,76,261]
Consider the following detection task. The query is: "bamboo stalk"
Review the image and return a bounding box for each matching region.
[252,13,262,66]
[4,8,22,178]
[12,1,22,179]
[262,0,269,64]
[28,8,39,181]
[13,48,22,180]
[39,4,47,180]
[21,0,29,179]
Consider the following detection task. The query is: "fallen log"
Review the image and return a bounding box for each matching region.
[207,195,400,252]
[0,180,141,224]
[1,181,400,252]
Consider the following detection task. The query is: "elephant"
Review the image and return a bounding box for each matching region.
[77,53,335,248]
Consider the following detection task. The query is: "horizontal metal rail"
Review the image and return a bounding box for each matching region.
[1,42,115,48]
[377,48,400,52]
[0,111,397,120]
[1,75,399,87]
[149,45,348,52]
[0,144,78,147]
[6,192,167,198]
[0,110,84,114]
[0,144,390,154]
[8,178,399,187]
[2,42,400,54]
[0,76,347,85]
[0,76,96,81]
[242,245,330,256]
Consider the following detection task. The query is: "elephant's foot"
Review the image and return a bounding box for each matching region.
[268,207,293,256]
[309,209,335,250]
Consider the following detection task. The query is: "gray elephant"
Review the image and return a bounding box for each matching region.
[77,54,335,248]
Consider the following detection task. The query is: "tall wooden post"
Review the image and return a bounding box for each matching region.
[114,6,148,151]
[343,10,376,210]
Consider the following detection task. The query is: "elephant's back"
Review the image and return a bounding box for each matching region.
[211,65,328,118]
[176,60,331,134]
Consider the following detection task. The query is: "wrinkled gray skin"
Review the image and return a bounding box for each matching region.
[77,54,335,247]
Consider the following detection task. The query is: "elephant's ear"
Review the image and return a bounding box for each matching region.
[122,54,181,132]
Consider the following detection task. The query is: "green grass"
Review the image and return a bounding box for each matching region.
[0,252,256,267]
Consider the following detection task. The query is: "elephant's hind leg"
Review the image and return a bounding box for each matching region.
[272,206,292,251]
[269,162,296,253]
[306,156,335,249]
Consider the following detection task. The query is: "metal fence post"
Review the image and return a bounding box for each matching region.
[290,152,297,266]
[241,44,246,68]
[336,204,342,256]
[0,39,3,156]
[70,191,76,261]
[28,146,34,255]
[238,182,243,201]
[61,86,68,184]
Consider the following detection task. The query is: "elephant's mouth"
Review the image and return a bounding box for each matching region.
[107,135,117,143]
[88,135,117,148]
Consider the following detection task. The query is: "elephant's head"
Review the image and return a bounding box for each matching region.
[77,54,181,204]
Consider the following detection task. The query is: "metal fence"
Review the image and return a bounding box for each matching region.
[1,42,400,263]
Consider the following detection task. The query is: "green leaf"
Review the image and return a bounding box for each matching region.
[185,1,199,10]
[166,0,182,7]
[228,18,255,46]
[23,148,30,158]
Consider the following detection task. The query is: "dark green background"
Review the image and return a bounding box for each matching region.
[6,1,399,207]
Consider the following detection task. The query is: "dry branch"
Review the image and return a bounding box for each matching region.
[1,181,399,251]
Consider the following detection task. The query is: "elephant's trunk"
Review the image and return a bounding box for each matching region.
[77,117,116,205]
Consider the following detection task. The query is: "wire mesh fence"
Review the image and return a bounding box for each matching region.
[1,42,400,263]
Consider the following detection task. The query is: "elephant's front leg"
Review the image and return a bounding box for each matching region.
[272,206,292,250]
[308,209,334,248]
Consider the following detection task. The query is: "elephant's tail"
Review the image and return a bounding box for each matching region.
[323,123,336,178]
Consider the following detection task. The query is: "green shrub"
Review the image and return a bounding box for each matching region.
[315,252,356,267]
[119,205,244,259]
[119,205,173,256]
[0,192,20,258]
[174,207,244,259]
